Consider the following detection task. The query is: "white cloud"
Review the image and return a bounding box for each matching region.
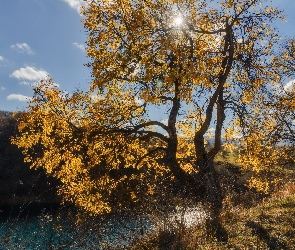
[63,0,114,14]
[73,42,85,51]
[7,94,31,102]
[0,56,4,61]
[236,38,243,44]
[284,79,295,92]
[10,66,48,81]
[11,43,34,54]
[0,86,6,91]
[19,80,59,88]
[20,81,32,86]
[161,119,168,126]
[63,0,85,13]
[135,96,144,105]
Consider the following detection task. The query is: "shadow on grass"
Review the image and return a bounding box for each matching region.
[246,221,289,250]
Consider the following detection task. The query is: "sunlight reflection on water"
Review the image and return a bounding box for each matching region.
[169,206,207,228]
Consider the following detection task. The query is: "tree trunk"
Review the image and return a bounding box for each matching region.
[197,159,228,242]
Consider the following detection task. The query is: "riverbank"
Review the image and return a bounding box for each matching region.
[133,182,295,249]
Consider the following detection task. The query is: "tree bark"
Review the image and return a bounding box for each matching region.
[199,159,228,242]
[191,20,234,242]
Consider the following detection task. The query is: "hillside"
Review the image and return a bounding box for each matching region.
[0,111,60,215]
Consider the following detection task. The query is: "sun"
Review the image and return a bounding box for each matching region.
[175,16,182,26]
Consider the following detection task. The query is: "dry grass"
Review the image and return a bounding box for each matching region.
[133,179,295,249]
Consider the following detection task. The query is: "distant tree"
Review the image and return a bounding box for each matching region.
[12,0,292,241]
[0,111,59,208]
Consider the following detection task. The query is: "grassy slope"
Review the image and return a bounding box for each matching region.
[133,183,295,249]
[133,150,295,249]
[222,185,295,249]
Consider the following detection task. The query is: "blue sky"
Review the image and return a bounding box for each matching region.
[0,0,89,111]
[0,0,295,111]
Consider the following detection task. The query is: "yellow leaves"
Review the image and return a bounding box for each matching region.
[248,177,270,194]
[18,120,27,132]
[222,142,236,153]
[226,0,234,8]
[242,92,253,104]
[24,156,31,163]
[76,193,112,215]
[180,162,195,174]
[237,105,291,193]
[223,82,232,88]
[284,53,291,61]
[83,0,222,93]
[130,191,137,200]
[147,185,154,195]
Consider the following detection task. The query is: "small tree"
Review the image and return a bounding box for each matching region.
[12,0,292,241]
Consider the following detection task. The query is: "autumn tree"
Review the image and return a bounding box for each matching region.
[12,0,292,241]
